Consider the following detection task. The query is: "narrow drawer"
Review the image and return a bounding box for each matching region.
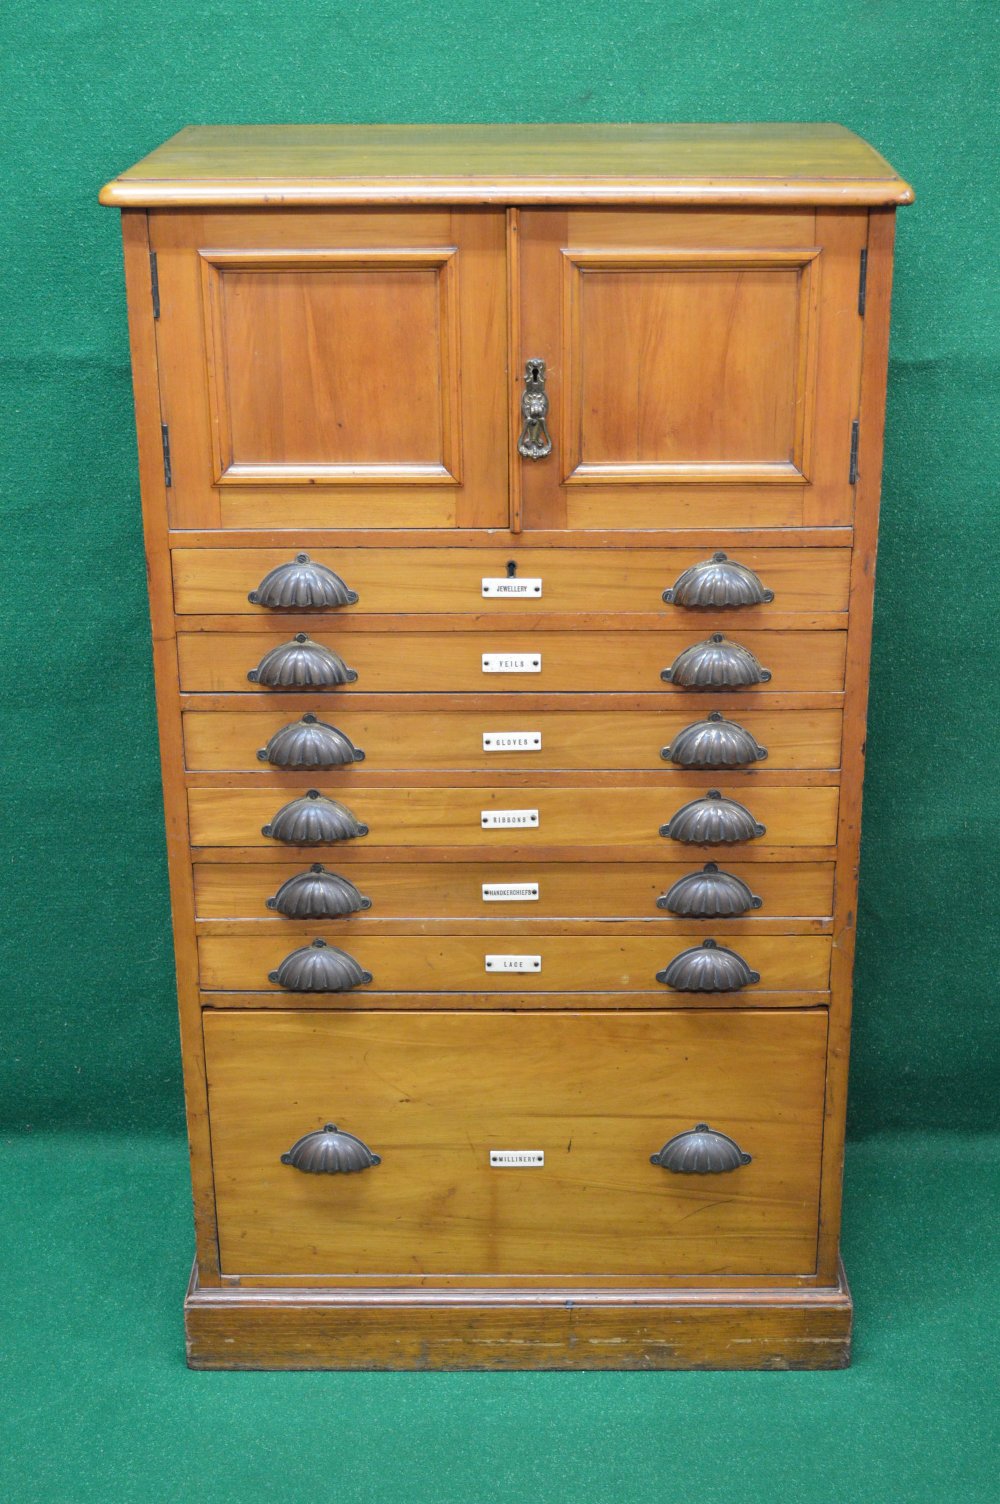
[176,628,847,694]
[187,783,840,851]
[172,545,852,617]
[193,859,836,921]
[184,704,844,773]
[198,931,831,992]
[204,1008,828,1277]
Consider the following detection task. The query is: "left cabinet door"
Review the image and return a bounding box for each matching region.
[149,209,509,530]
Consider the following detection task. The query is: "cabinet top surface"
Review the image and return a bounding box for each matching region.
[100,122,913,208]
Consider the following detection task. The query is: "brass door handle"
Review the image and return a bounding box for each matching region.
[517,358,552,460]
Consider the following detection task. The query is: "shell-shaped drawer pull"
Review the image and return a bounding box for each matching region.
[247,634,358,689]
[656,937,760,992]
[661,711,768,769]
[266,864,372,919]
[257,714,365,769]
[650,1123,752,1174]
[656,862,762,918]
[662,552,774,609]
[268,937,373,992]
[261,789,369,845]
[661,634,771,689]
[660,789,766,845]
[249,553,359,610]
[281,1123,381,1174]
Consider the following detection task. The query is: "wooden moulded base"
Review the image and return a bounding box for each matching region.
[184,1264,853,1371]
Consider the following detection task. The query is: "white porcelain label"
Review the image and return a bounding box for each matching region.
[481,883,540,903]
[482,731,542,752]
[490,1150,545,1167]
[481,809,539,828]
[481,653,541,674]
[485,954,542,973]
[482,578,542,598]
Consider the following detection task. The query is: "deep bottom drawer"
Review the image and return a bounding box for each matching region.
[204,1009,828,1278]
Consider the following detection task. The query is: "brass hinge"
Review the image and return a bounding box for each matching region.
[161,422,172,488]
[858,248,868,316]
[849,419,860,485]
[149,251,160,319]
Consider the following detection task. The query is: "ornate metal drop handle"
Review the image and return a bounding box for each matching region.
[517,359,552,460]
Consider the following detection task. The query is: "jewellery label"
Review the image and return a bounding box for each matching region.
[481,809,539,828]
[482,731,542,752]
[482,653,541,673]
[482,577,542,598]
[490,1150,544,1167]
[485,954,542,973]
[481,883,539,903]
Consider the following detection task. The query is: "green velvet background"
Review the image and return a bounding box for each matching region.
[2,3,998,1500]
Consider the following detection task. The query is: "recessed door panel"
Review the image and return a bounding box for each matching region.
[566,252,815,484]
[203,252,458,481]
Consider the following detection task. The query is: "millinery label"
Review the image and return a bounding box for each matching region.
[482,577,542,598]
[485,954,542,973]
[482,731,542,752]
[481,809,539,828]
[490,1150,544,1167]
[482,653,541,674]
[481,882,540,903]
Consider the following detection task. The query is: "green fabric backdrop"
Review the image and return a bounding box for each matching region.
[2,0,997,1138]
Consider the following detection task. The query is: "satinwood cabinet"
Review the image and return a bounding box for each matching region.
[101,124,912,1369]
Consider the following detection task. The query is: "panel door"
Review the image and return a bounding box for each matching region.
[517,209,867,529]
[150,209,508,529]
[204,1009,828,1278]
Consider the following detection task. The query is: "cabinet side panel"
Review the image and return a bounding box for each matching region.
[121,210,221,1282]
[817,208,896,1280]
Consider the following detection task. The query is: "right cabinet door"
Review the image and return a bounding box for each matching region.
[517,208,867,530]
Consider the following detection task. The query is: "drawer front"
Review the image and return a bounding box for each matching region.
[193,859,836,921]
[172,546,851,617]
[188,784,840,851]
[198,931,831,992]
[204,1009,828,1277]
[177,629,847,694]
[184,705,844,773]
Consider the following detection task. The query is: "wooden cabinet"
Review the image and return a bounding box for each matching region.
[101,123,912,1371]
